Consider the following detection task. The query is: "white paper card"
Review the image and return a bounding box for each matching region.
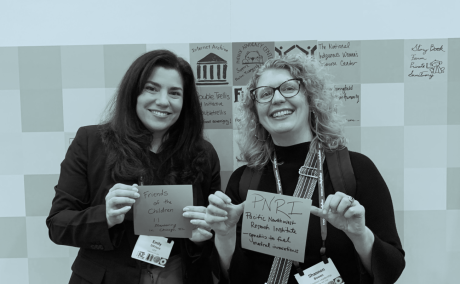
[131,235,174,267]
[294,258,344,284]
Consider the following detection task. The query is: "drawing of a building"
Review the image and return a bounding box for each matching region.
[196,53,229,85]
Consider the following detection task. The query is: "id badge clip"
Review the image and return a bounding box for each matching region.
[320,246,328,264]
[131,235,174,267]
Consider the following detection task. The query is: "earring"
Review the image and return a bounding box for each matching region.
[311,110,319,135]
[255,124,270,142]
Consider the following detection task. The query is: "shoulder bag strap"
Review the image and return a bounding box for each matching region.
[325,147,356,197]
[239,166,263,201]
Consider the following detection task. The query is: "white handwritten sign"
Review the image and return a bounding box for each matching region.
[198,86,233,129]
[334,84,361,126]
[317,41,361,84]
[133,185,194,238]
[241,190,311,262]
[405,39,448,82]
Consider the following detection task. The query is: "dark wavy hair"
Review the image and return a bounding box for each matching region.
[100,49,206,185]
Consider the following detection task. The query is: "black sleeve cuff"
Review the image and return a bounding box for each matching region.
[108,223,125,249]
[185,238,214,263]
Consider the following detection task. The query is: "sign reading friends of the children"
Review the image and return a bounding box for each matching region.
[133,185,194,238]
[241,190,312,262]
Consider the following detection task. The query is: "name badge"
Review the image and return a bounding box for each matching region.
[294,258,344,284]
[131,235,174,267]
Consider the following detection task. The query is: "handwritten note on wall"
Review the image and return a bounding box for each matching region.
[404,39,448,82]
[334,84,361,126]
[241,190,312,262]
[133,185,194,238]
[198,86,233,129]
[232,87,244,130]
[317,41,361,84]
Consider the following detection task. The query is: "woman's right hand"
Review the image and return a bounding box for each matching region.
[105,183,140,228]
[205,191,244,236]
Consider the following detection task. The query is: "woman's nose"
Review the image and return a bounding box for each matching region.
[271,90,285,104]
[155,90,169,106]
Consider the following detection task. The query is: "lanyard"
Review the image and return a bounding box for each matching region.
[139,176,144,186]
[316,143,328,264]
[272,143,328,269]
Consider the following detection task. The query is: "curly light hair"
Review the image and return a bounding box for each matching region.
[237,53,348,170]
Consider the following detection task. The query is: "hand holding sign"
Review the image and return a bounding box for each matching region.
[310,191,366,237]
[205,191,244,236]
[106,183,140,229]
[183,206,213,243]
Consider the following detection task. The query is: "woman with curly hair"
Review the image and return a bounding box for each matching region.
[205,54,405,284]
[47,49,221,284]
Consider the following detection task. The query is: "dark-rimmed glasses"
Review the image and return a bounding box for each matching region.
[250,78,302,104]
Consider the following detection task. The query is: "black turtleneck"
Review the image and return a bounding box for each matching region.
[271,141,312,196]
[213,143,405,284]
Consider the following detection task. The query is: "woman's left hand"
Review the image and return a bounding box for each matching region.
[183,206,213,243]
[310,192,366,237]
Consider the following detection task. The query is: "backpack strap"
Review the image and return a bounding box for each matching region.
[324,147,356,198]
[239,166,262,201]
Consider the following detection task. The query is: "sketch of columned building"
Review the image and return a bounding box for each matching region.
[196,53,229,85]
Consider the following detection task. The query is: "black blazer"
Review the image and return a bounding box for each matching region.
[46,125,221,284]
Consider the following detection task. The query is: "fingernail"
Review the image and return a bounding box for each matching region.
[134,193,140,198]
[227,199,232,204]
[183,207,189,211]
[190,220,197,224]
[133,188,139,192]
[183,213,189,217]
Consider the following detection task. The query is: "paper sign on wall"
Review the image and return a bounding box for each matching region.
[198,86,233,129]
[404,38,448,82]
[133,185,194,238]
[334,83,361,126]
[241,190,311,262]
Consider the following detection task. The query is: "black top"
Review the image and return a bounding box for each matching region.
[212,142,405,284]
[46,125,221,284]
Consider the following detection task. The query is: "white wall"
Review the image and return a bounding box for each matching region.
[1,0,458,47]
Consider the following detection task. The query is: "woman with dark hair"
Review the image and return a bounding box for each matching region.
[47,49,221,284]
[205,54,405,284]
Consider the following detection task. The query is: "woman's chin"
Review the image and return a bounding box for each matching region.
[270,129,296,139]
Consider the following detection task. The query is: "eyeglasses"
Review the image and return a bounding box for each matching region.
[250,78,302,104]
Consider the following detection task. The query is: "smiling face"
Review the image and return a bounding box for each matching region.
[136,66,184,139]
[255,68,312,145]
